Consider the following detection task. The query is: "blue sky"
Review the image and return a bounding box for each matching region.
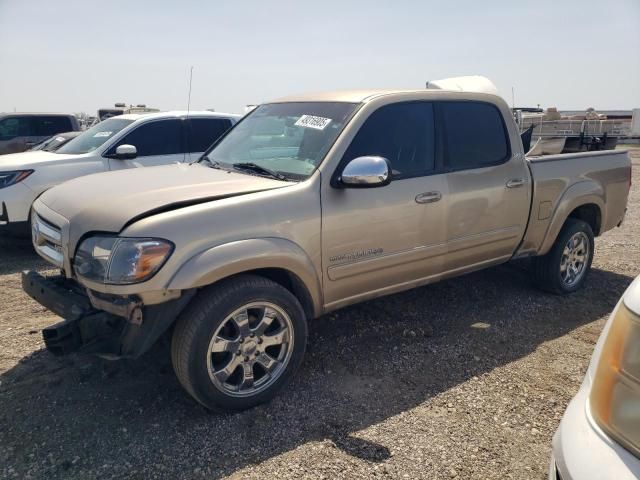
[0,0,638,114]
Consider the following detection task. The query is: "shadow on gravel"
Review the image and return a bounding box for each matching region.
[0,240,48,275]
[0,264,633,478]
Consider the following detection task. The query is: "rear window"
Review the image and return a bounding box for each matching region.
[441,102,509,169]
[185,118,232,153]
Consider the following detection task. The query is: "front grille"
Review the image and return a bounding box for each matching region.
[31,212,64,267]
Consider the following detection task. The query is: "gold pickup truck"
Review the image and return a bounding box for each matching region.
[22,89,631,411]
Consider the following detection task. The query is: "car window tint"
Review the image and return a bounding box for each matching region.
[441,102,509,169]
[35,116,74,136]
[343,102,435,178]
[0,117,34,139]
[115,119,182,156]
[185,118,232,153]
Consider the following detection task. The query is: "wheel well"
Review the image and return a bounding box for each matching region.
[568,204,601,236]
[227,268,316,319]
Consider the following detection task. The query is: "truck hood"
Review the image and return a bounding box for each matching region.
[37,163,289,238]
[0,150,84,170]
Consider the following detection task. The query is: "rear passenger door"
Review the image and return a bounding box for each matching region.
[440,101,530,272]
[184,117,233,162]
[105,119,185,169]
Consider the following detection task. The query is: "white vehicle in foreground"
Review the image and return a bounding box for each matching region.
[0,111,240,236]
[551,275,640,479]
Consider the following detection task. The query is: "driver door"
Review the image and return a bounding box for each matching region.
[106,119,186,170]
[321,102,448,308]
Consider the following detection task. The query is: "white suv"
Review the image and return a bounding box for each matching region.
[0,111,240,236]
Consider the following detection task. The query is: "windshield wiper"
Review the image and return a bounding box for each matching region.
[232,162,288,181]
[199,157,222,169]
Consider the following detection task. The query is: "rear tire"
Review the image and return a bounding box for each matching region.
[171,274,308,411]
[533,218,594,294]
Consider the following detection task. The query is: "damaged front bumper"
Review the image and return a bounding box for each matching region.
[22,270,194,358]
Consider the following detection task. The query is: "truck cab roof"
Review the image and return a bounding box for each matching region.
[270,88,503,105]
[0,112,77,118]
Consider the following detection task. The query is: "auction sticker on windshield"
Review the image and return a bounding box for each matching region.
[295,115,332,130]
[93,131,112,137]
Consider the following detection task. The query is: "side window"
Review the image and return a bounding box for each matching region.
[35,116,73,136]
[0,117,34,140]
[185,118,232,153]
[441,102,509,170]
[343,102,435,178]
[113,120,182,156]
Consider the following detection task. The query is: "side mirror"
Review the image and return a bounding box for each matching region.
[114,144,137,160]
[338,156,391,188]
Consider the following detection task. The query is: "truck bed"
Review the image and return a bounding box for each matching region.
[517,149,631,256]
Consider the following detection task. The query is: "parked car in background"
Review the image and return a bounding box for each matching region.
[22,84,631,411]
[0,111,240,236]
[550,275,640,480]
[0,113,80,155]
[28,131,82,152]
[97,103,160,122]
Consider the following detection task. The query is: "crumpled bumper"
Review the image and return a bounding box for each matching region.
[22,270,194,358]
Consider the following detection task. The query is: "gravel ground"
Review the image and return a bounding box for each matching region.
[1,147,639,480]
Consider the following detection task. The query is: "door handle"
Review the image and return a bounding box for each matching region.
[506,178,525,188]
[415,191,442,204]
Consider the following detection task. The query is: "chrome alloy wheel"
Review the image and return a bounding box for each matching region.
[560,232,590,287]
[207,302,294,397]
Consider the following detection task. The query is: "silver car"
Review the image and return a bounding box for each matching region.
[550,274,640,479]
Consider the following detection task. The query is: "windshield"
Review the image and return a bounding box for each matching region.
[32,133,79,152]
[202,102,358,180]
[29,136,55,151]
[56,118,134,155]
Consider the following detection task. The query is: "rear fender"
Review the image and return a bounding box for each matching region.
[167,238,323,317]
[538,181,604,255]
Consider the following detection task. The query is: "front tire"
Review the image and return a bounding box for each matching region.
[533,218,594,294]
[171,274,308,411]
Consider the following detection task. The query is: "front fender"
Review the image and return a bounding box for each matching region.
[167,237,323,317]
[538,180,605,255]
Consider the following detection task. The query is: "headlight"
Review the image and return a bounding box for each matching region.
[73,236,174,284]
[590,301,640,457]
[0,170,33,189]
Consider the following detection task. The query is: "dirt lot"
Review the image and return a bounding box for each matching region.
[1,147,639,480]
